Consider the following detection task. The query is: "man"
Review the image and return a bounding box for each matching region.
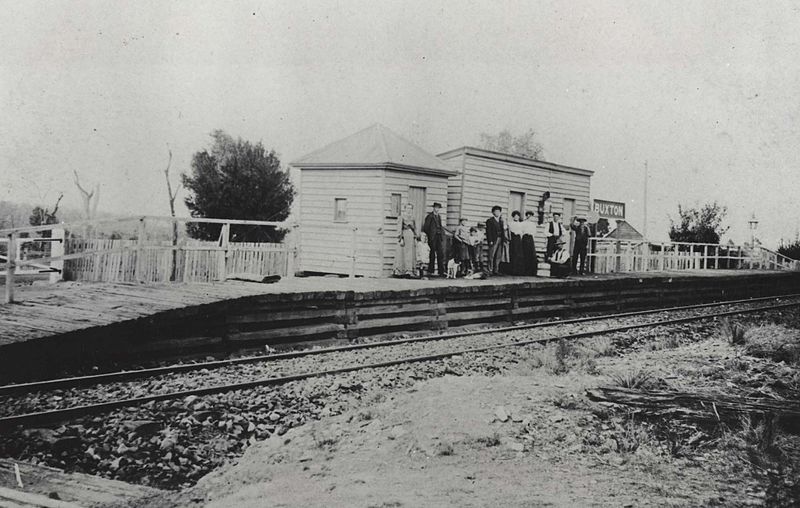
[485,205,506,275]
[545,212,565,261]
[570,216,591,275]
[422,202,447,277]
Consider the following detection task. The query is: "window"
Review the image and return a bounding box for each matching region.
[334,198,348,222]
[509,191,526,217]
[389,193,402,218]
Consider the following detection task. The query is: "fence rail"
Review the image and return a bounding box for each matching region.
[588,238,800,274]
[2,216,297,303]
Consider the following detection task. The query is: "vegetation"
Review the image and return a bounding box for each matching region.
[182,130,295,242]
[610,368,657,390]
[668,202,729,244]
[479,128,545,160]
[778,239,800,260]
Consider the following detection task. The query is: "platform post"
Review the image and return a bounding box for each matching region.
[219,222,230,281]
[50,227,65,283]
[135,218,146,282]
[4,232,16,304]
[286,223,298,278]
[349,226,358,278]
[714,245,719,269]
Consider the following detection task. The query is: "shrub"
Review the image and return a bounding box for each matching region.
[610,368,659,390]
[719,318,747,345]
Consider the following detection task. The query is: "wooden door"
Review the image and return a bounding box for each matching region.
[509,191,525,217]
[408,186,427,229]
[563,198,576,254]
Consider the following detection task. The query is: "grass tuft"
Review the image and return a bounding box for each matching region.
[610,368,659,390]
[719,318,747,345]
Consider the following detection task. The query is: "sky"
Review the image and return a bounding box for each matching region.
[2,0,799,246]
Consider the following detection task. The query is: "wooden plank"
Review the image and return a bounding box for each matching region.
[227,323,345,342]
[354,314,437,330]
[226,307,346,324]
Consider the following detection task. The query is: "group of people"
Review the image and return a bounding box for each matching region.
[392,201,593,279]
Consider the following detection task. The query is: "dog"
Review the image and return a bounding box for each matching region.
[446,258,460,279]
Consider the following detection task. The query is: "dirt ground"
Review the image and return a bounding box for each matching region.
[138,328,794,508]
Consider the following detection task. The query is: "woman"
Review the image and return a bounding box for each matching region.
[521,210,538,276]
[508,211,525,275]
[392,203,418,277]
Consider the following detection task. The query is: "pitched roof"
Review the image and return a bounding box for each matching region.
[604,220,645,240]
[291,123,457,176]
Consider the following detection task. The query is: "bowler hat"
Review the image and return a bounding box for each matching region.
[432,202,442,208]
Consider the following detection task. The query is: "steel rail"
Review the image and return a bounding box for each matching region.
[1,300,797,429]
[2,293,799,397]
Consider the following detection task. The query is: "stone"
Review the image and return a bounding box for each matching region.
[506,440,524,452]
[494,406,509,422]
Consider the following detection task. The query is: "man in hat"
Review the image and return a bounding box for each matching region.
[570,215,592,275]
[422,202,447,277]
[545,212,565,261]
[549,238,571,277]
[485,205,506,275]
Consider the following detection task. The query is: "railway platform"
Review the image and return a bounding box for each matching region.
[1,270,799,382]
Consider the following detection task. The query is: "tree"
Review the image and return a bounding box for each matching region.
[479,128,545,160]
[29,193,63,227]
[181,130,295,242]
[73,170,100,220]
[778,240,800,260]
[161,146,181,280]
[668,202,730,244]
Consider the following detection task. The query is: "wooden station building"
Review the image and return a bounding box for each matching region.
[291,124,457,277]
[291,125,594,277]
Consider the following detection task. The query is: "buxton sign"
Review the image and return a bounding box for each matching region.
[592,199,626,219]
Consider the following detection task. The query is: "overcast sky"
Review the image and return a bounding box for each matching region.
[2,0,799,245]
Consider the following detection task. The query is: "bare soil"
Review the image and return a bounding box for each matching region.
[138,332,794,507]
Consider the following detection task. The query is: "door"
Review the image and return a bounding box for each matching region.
[408,186,427,230]
[563,198,576,254]
[509,191,525,217]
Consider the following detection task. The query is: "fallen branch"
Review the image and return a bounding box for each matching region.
[586,386,800,422]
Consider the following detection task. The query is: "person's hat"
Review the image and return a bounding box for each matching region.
[576,216,587,222]
[432,202,442,208]
[556,238,567,245]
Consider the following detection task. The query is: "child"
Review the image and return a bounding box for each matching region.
[454,218,471,275]
[468,226,484,273]
[416,232,430,278]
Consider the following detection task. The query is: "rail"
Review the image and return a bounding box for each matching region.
[2,216,299,304]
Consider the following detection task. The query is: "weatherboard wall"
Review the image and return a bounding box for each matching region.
[440,148,592,251]
[298,168,384,277]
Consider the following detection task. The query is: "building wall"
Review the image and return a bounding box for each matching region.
[298,168,384,277]
[442,149,592,258]
[382,169,449,275]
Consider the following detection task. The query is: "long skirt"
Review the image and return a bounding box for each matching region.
[521,234,538,276]
[392,228,417,276]
[509,233,524,275]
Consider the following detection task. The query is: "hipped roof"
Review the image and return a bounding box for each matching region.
[291,123,457,176]
[604,220,645,240]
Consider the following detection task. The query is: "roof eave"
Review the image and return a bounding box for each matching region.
[437,146,595,177]
[289,161,458,177]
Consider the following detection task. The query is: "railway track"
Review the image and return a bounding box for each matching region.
[1,294,798,429]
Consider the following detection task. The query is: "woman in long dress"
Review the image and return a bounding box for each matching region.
[521,211,538,276]
[508,211,525,275]
[392,203,418,277]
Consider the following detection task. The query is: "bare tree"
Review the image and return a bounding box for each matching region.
[73,170,100,220]
[162,147,181,280]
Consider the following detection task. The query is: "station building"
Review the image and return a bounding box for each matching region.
[291,124,594,277]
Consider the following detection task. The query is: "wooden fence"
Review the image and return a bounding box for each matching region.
[63,239,289,283]
[2,216,296,303]
[589,238,800,274]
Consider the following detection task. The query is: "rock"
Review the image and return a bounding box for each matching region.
[268,412,281,422]
[184,395,199,406]
[506,440,524,452]
[494,406,509,422]
[23,428,58,445]
[121,420,161,437]
[52,436,82,454]
[388,426,407,440]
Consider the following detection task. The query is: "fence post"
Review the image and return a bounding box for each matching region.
[135,218,146,282]
[50,227,65,283]
[219,222,230,281]
[349,226,358,278]
[614,240,621,272]
[286,223,298,278]
[4,232,16,304]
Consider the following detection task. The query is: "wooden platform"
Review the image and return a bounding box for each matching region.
[1,271,799,382]
[0,459,160,507]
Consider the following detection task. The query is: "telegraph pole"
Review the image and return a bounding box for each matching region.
[643,160,648,239]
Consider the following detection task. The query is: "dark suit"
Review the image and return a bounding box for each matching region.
[570,222,591,274]
[485,216,505,273]
[423,211,446,275]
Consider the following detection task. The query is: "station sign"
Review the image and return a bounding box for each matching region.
[592,199,625,219]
